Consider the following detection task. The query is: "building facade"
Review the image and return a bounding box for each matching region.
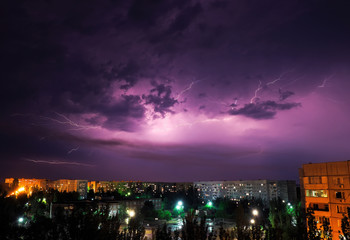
[5,178,88,199]
[300,160,350,239]
[194,180,297,205]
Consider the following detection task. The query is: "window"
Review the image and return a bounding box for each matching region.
[337,205,346,213]
[310,203,329,211]
[309,176,322,184]
[335,192,345,199]
[306,190,328,198]
[333,177,344,185]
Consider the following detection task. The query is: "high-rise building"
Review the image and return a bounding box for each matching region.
[55,179,88,199]
[5,178,50,193]
[194,180,296,205]
[299,160,350,239]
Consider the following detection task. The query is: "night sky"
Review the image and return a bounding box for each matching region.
[1,0,350,181]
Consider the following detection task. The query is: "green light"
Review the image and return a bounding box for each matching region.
[206,201,213,208]
[175,201,184,212]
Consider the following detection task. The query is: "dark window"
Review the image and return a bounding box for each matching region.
[336,192,344,199]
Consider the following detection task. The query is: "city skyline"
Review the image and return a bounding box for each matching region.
[2,0,350,181]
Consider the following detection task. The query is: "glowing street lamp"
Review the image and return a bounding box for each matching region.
[250,219,255,224]
[127,209,135,218]
[252,209,259,216]
[18,217,24,223]
[175,201,184,212]
[207,201,213,207]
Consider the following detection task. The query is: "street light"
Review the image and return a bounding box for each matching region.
[127,209,135,218]
[175,201,184,216]
[205,201,213,208]
[250,219,255,224]
[176,201,184,210]
[252,209,258,216]
[18,217,24,223]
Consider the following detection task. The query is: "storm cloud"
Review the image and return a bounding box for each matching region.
[229,101,301,120]
[1,0,350,180]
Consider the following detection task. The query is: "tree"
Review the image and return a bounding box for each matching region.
[158,209,172,221]
[181,210,208,240]
[306,209,320,240]
[321,217,333,240]
[155,224,172,240]
[235,203,251,240]
[267,199,300,240]
[295,202,307,240]
[342,212,350,240]
[140,200,157,220]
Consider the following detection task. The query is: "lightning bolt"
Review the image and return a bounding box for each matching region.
[40,112,98,131]
[67,146,80,154]
[175,80,201,100]
[250,80,263,103]
[23,158,94,167]
[318,74,334,88]
[230,98,239,109]
[250,71,291,103]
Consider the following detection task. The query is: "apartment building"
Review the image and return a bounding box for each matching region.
[300,160,350,239]
[5,178,88,199]
[194,181,223,200]
[194,180,296,204]
[5,178,50,193]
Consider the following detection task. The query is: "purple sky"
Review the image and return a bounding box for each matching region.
[1,0,350,181]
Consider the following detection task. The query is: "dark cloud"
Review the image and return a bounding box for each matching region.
[199,105,206,110]
[229,101,301,120]
[1,0,350,180]
[127,0,188,28]
[142,82,178,117]
[167,3,202,34]
[100,61,141,91]
[279,89,295,101]
[98,95,145,131]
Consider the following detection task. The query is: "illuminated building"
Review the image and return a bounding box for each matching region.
[300,161,350,239]
[194,181,223,200]
[5,178,50,195]
[54,179,88,199]
[194,180,296,204]
[88,181,96,192]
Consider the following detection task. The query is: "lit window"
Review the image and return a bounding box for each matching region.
[305,190,328,198]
